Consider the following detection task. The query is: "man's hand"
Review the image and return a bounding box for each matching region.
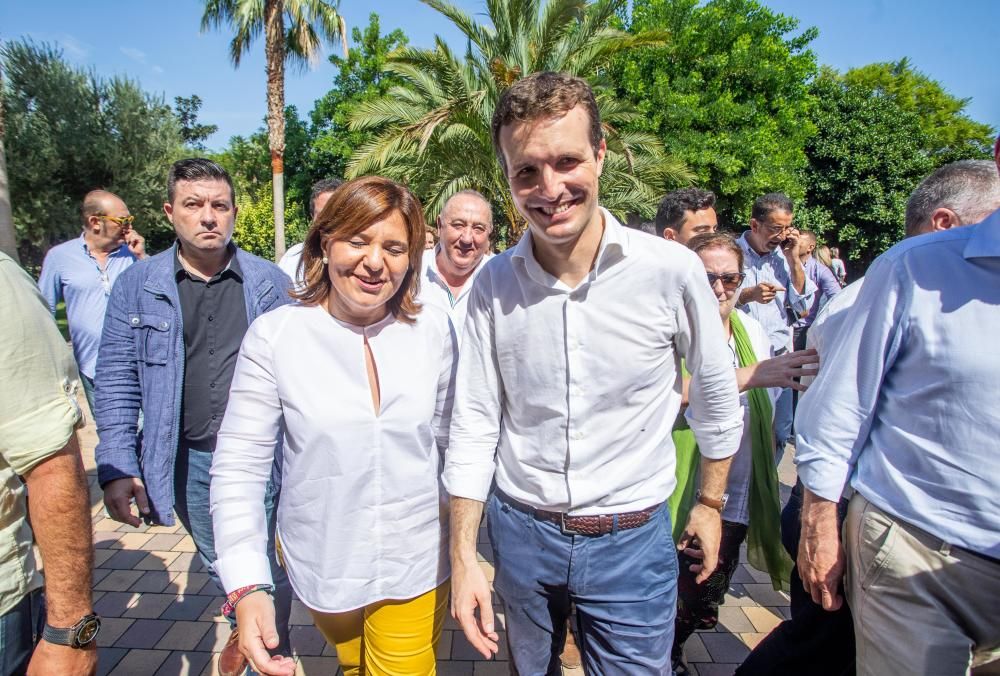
[798,490,845,611]
[124,230,146,259]
[27,640,96,676]
[677,503,723,584]
[234,593,295,676]
[451,554,499,659]
[738,349,819,392]
[103,477,150,527]
[781,227,801,259]
[740,282,785,305]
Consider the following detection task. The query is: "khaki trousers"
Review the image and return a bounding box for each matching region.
[844,493,1000,675]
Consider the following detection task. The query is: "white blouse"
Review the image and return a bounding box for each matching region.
[210,303,457,613]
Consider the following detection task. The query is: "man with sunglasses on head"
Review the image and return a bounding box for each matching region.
[39,190,146,417]
[735,193,815,452]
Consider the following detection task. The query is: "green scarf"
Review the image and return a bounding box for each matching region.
[668,312,792,591]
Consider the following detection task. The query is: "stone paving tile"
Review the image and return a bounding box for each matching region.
[96,647,129,676]
[130,570,178,594]
[145,533,187,551]
[717,605,756,634]
[95,569,144,592]
[92,568,112,586]
[108,648,170,675]
[739,632,770,651]
[685,633,712,663]
[154,650,213,676]
[289,599,314,625]
[123,592,176,619]
[161,595,216,621]
[172,571,211,596]
[743,606,783,634]
[103,549,148,570]
[722,583,760,607]
[694,663,739,676]
[94,531,124,549]
[94,518,122,532]
[296,655,341,674]
[117,521,152,534]
[473,663,510,675]
[173,535,199,553]
[289,624,327,656]
[94,549,116,567]
[110,532,153,549]
[156,621,214,651]
[94,591,140,618]
[195,623,233,652]
[167,552,205,573]
[438,663,475,675]
[136,550,183,571]
[742,583,791,608]
[437,629,454,659]
[96,618,135,647]
[116,618,173,649]
[700,632,751,664]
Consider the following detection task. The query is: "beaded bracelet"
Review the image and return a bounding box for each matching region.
[221,584,274,620]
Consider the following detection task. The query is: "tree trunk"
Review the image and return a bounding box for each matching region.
[0,63,18,263]
[265,0,287,262]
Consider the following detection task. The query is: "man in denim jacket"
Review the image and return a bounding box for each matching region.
[94,158,293,668]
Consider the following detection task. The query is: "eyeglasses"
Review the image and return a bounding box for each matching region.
[760,222,790,235]
[98,214,135,227]
[706,272,745,288]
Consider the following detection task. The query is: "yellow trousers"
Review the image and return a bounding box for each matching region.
[310,581,449,676]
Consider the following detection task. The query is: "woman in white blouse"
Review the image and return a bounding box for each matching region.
[210,176,457,676]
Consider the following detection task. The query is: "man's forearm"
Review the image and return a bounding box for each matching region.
[25,434,94,626]
[790,259,806,294]
[450,496,485,565]
[699,455,733,499]
[801,487,840,534]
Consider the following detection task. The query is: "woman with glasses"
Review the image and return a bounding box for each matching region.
[669,232,814,676]
[209,176,457,676]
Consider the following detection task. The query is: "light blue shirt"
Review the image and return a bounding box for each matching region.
[37,234,137,378]
[795,209,1000,557]
[736,232,816,353]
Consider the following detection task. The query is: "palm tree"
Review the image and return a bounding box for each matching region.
[347,0,692,245]
[202,0,347,260]
[0,58,18,263]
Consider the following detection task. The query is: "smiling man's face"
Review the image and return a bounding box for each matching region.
[500,104,606,247]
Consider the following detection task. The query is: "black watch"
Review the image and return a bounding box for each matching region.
[42,613,101,648]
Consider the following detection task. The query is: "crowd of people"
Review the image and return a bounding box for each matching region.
[1,70,998,676]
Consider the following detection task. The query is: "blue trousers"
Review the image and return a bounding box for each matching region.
[174,446,292,657]
[0,589,43,676]
[487,492,678,675]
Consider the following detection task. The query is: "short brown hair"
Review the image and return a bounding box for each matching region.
[491,72,603,174]
[687,231,744,270]
[293,176,426,323]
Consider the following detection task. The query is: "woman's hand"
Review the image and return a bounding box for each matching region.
[234,593,296,676]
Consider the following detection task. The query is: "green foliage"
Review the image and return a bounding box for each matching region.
[615,0,818,227]
[309,14,409,182]
[348,0,692,247]
[233,184,309,260]
[843,59,995,162]
[801,69,934,266]
[174,95,219,150]
[2,39,184,264]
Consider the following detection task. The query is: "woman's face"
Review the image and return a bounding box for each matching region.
[324,210,411,325]
[698,246,742,321]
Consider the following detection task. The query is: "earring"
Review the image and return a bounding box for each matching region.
[322,256,329,265]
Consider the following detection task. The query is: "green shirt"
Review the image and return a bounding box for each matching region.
[0,252,82,616]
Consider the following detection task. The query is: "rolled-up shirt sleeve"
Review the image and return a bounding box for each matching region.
[786,258,817,316]
[443,271,502,502]
[795,255,906,502]
[211,317,280,592]
[676,259,743,459]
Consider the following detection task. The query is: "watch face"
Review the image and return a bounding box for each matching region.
[75,617,101,646]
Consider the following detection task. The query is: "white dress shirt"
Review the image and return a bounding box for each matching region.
[443,209,743,515]
[277,243,305,286]
[796,210,1000,557]
[800,278,864,388]
[418,247,491,341]
[686,314,778,526]
[211,303,457,612]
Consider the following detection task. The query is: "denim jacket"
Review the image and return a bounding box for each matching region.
[94,244,292,525]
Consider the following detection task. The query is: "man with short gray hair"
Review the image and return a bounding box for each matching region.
[419,189,493,338]
[904,159,1000,237]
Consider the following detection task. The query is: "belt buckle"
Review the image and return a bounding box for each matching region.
[560,512,580,536]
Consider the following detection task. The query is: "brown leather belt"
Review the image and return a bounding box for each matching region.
[497,490,660,536]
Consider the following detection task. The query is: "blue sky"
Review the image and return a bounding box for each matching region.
[3,0,997,150]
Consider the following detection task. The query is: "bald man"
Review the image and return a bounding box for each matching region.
[39,190,145,415]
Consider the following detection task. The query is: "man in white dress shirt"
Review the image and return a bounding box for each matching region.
[443,71,743,674]
[277,177,343,284]
[794,142,1000,675]
[419,190,492,337]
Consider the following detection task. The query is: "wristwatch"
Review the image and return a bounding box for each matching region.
[696,489,729,513]
[42,613,101,648]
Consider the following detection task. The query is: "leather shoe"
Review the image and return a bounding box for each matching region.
[219,628,249,676]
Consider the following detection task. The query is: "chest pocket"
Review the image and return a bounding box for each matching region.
[128,312,171,365]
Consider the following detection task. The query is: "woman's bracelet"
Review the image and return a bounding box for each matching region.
[221,584,274,620]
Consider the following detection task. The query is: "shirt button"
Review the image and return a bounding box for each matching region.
[131,317,140,325]
[208,315,214,321]
[159,322,168,330]
[212,414,217,420]
[572,431,584,440]
[209,349,215,355]
[210,382,216,389]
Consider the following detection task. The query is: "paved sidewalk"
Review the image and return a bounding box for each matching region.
[79,405,793,675]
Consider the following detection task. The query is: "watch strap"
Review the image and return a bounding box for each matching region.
[696,490,728,512]
[42,624,76,646]
[43,613,101,648]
